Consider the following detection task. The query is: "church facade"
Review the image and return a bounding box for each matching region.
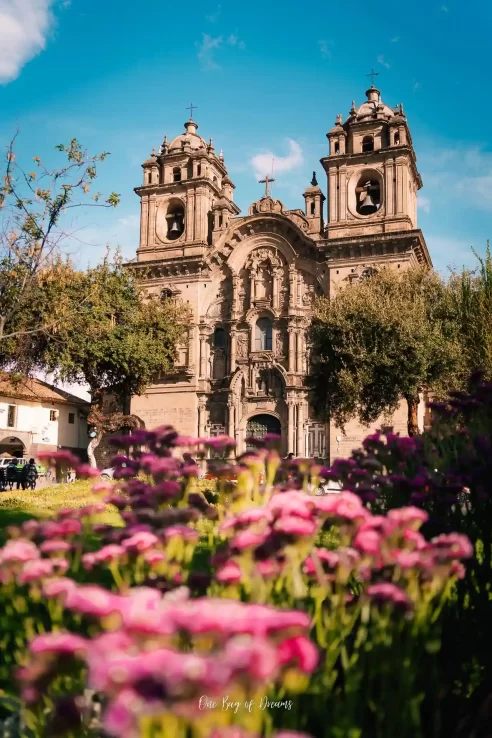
[129,83,431,461]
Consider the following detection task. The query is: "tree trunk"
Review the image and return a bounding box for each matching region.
[405,394,420,437]
[87,431,103,468]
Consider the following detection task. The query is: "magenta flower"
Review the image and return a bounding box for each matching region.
[277,635,319,673]
[403,529,428,551]
[274,516,317,537]
[217,561,242,583]
[224,635,279,681]
[42,577,77,599]
[257,559,279,578]
[92,481,114,493]
[367,583,411,608]
[19,559,57,584]
[64,584,123,617]
[42,519,82,538]
[388,507,429,528]
[37,450,80,466]
[431,533,474,559]
[122,531,159,552]
[143,550,166,565]
[231,529,270,550]
[75,464,101,478]
[39,540,71,555]
[204,435,236,450]
[163,526,199,542]
[30,632,88,655]
[102,693,137,738]
[353,529,383,555]
[391,550,421,568]
[0,539,40,564]
[93,545,127,563]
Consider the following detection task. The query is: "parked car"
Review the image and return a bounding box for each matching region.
[100,467,115,479]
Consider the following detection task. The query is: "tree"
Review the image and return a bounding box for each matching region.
[307,266,461,436]
[38,254,188,465]
[0,133,120,366]
[448,242,492,383]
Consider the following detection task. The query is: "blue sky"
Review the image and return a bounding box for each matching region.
[1,0,491,274]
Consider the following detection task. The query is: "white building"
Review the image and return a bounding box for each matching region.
[0,374,90,459]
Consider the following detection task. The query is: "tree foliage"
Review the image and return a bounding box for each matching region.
[447,242,492,382]
[0,133,120,353]
[307,266,461,436]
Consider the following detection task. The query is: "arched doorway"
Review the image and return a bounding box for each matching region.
[246,414,281,450]
[0,437,26,458]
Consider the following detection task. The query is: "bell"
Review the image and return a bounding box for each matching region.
[169,219,180,233]
[359,190,377,214]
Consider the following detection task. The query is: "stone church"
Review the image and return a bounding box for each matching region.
[129,82,431,461]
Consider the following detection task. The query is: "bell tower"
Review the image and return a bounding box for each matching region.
[135,114,239,262]
[321,83,422,240]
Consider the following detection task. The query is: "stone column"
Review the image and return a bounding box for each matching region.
[288,265,296,310]
[296,402,304,459]
[272,268,280,311]
[140,196,149,249]
[147,194,157,248]
[227,397,235,439]
[288,326,295,373]
[296,330,303,374]
[232,274,240,317]
[199,333,207,378]
[230,328,237,373]
[287,400,294,455]
[198,400,207,438]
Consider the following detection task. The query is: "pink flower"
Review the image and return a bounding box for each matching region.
[217,561,242,583]
[231,529,270,550]
[403,529,428,550]
[257,560,278,578]
[82,553,97,569]
[102,694,137,738]
[391,550,421,568]
[277,635,318,673]
[143,550,166,564]
[30,632,88,655]
[76,464,101,478]
[122,532,159,552]
[388,507,429,528]
[42,519,82,538]
[353,529,382,555]
[19,559,56,583]
[431,533,473,559]
[0,540,40,564]
[94,545,126,564]
[450,561,466,579]
[204,435,236,449]
[79,504,107,517]
[92,481,114,493]
[274,516,317,537]
[367,583,411,608]
[268,491,315,514]
[65,585,123,617]
[42,577,77,599]
[39,540,71,555]
[163,526,199,542]
[224,635,279,681]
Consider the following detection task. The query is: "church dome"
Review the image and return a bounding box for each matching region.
[168,119,208,152]
[346,87,395,124]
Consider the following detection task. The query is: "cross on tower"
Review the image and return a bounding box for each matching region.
[259,174,275,198]
[186,102,198,119]
[366,68,380,86]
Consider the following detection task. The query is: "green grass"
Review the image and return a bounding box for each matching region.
[0,480,122,534]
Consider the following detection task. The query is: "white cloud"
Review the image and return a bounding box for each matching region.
[0,0,60,84]
[206,4,221,22]
[318,40,333,59]
[426,235,479,273]
[377,55,391,69]
[441,5,449,11]
[226,33,245,49]
[418,195,431,213]
[413,80,422,91]
[391,36,399,43]
[251,139,303,180]
[196,33,223,70]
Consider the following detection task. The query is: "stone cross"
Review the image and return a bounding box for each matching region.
[366,69,379,86]
[186,103,198,119]
[259,174,275,198]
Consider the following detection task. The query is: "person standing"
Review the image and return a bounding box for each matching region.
[0,467,5,492]
[16,461,27,491]
[25,459,38,490]
[6,460,17,490]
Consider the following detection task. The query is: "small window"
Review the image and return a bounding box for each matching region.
[161,288,173,300]
[7,405,16,428]
[362,136,374,153]
[255,317,273,351]
[173,167,181,182]
[147,172,152,184]
[213,327,226,348]
[394,132,400,145]
[197,164,202,176]
[218,215,223,227]
[50,410,58,422]
[310,202,315,215]
[68,412,75,424]
[334,141,340,154]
